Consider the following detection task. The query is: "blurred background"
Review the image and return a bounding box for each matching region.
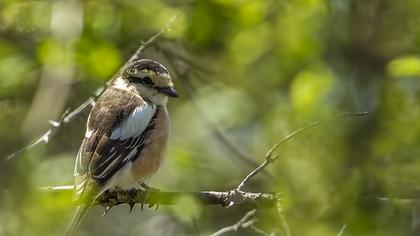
[1,0,420,235]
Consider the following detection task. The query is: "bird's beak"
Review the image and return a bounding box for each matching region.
[159,87,179,98]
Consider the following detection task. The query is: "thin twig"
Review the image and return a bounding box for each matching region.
[128,15,178,63]
[276,200,291,236]
[250,225,273,236]
[155,42,213,75]
[5,16,178,160]
[6,109,70,160]
[236,155,278,192]
[209,209,258,236]
[337,225,346,236]
[265,112,369,158]
[378,197,420,204]
[236,111,369,191]
[41,185,73,191]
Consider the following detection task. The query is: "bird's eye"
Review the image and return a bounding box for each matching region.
[142,76,153,86]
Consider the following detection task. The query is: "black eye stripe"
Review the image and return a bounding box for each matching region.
[126,75,156,88]
[142,76,153,86]
[127,75,137,83]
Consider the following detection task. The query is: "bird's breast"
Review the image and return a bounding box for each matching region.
[130,106,170,181]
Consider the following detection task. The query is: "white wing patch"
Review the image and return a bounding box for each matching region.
[85,129,94,138]
[110,103,156,140]
[75,147,86,176]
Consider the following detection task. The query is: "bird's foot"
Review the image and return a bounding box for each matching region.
[100,189,117,217]
[101,206,113,217]
[128,188,138,213]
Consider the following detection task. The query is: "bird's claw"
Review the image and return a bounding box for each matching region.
[127,188,138,213]
[128,202,135,213]
[101,206,113,217]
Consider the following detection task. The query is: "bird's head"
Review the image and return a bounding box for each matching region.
[117,59,178,105]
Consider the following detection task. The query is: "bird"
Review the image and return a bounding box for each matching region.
[66,58,178,235]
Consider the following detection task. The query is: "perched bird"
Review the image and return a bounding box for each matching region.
[66,59,178,235]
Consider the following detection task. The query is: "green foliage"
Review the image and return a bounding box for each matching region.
[1,0,420,235]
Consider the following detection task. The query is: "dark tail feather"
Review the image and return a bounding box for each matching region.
[65,205,90,236]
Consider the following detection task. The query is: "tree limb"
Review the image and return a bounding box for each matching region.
[42,186,280,207]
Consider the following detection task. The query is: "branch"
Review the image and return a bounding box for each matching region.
[5,15,178,160]
[42,186,280,207]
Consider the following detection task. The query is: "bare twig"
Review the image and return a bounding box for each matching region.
[337,225,346,236]
[276,200,291,236]
[128,15,178,63]
[236,111,369,191]
[5,15,178,160]
[266,112,368,159]
[236,154,278,192]
[378,197,420,204]
[250,225,274,236]
[41,185,73,191]
[42,186,279,207]
[6,109,71,160]
[208,209,258,236]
